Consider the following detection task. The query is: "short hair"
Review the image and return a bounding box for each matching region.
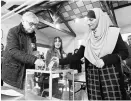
[22,11,39,23]
[87,10,96,19]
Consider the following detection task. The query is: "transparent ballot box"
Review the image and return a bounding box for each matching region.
[25,69,75,100]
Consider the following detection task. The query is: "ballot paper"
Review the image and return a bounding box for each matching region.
[1,89,23,97]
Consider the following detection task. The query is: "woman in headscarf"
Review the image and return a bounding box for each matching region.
[51,8,129,100]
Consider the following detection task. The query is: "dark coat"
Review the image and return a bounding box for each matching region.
[59,34,129,100]
[124,42,131,67]
[69,53,83,73]
[2,23,37,89]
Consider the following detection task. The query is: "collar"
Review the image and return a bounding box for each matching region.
[19,23,27,34]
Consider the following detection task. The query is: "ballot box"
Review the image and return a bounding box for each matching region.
[25,68,75,100]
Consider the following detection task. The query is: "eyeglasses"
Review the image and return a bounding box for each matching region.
[29,22,39,28]
[26,20,39,28]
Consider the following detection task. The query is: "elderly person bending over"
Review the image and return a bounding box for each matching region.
[2,12,45,89]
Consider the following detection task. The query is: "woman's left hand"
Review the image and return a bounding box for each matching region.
[95,59,105,68]
[63,53,67,58]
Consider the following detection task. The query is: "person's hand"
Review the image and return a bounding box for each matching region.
[81,57,85,63]
[34,59,45,69]
[48,61,55,70]
[121,60,127,67]
[63,53,67,58]
[123,60,127,65]
[51,57,59,63]
[95,59,105,68]
[51,57,59,67]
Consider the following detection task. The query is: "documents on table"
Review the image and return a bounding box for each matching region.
[1,89,23,97]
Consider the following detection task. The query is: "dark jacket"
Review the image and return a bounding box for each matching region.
[68,53,83,73]
[2,23,37,89]
[124,42,131,67]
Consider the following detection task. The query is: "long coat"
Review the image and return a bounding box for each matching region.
[59,33,129,100]
[2,23,37,89]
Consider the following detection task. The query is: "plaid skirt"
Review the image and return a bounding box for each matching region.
[86,65,122,100]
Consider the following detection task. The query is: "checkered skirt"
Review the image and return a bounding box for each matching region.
[86,65,122,100]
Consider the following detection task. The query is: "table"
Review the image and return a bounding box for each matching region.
[1,86,49,100]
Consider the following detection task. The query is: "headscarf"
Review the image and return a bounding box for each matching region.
[84,8,120,65]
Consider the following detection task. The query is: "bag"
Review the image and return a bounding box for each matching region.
[118,54,131,99]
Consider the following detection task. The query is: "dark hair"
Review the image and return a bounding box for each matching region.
[128,35,131,38]
[128,35,131,42]
[74,49,78,54]
[52,36,63,53]
[87,10,96,19]
[51,36,64,59]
